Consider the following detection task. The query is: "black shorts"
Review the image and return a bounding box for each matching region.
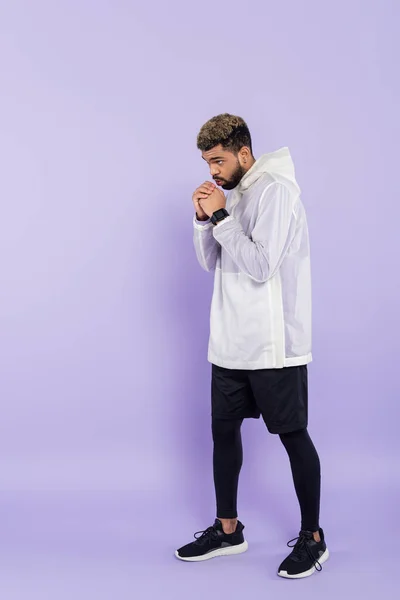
[211,363,308,434]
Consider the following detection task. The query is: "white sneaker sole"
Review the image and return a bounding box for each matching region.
[175,540,249,562]
[277,547,330,579]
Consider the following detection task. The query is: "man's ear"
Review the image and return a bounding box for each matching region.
[239,147,251,163]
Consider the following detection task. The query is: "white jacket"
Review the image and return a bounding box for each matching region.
[193,147,312,370]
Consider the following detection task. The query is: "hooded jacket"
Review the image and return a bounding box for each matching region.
[193,147,312,370]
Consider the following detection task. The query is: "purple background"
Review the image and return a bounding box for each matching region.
[0,0,399,598]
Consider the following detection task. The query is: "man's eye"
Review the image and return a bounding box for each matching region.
[217,161,223,165]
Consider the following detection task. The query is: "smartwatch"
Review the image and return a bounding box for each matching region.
[211,208,229,226]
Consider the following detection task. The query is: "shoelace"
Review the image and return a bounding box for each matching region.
[287,532,323,572]
[193,526,219,545]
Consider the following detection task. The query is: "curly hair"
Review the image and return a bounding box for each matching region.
[197,113,253,154]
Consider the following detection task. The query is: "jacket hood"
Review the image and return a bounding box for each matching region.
[237,147,300,195]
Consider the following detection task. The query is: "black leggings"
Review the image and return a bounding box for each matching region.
[212,418,321,532]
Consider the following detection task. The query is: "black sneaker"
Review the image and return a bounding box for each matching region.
[277,528,329,579]
[175,519,248,562]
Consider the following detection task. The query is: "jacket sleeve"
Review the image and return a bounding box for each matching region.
[212,182,297,283]
[193,215,220,272]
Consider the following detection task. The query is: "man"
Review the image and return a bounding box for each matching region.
[175,114,329,579]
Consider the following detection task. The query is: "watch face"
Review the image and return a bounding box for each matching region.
[211,208,228,224]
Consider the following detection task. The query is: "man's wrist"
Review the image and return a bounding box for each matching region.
[196,213,210,222]
[213,217,228,226]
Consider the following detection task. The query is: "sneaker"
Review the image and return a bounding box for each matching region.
[277,528,329,579]
[175,519,248,562]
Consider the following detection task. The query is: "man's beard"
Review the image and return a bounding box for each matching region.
[218,160,246,191]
